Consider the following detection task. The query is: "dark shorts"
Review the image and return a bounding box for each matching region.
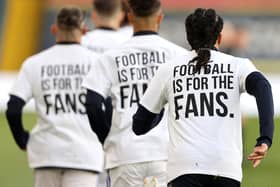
[168,174,240,187]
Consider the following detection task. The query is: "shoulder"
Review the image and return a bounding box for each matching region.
[126,35,188,55]
[81,30,103,45]
[156,36,188,54]
[211,50,253,65]
[78,44,99,56]
[92,50,117,69]
[211,50,250,62]
[20,47,55,69]
[156,60,176,80]
[82,30,98,39]
[100,43,128,58]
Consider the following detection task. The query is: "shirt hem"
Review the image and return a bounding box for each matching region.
[29,162,103,173]
[105,156,167,169]
[168,169,242,183]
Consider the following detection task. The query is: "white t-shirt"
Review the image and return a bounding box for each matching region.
[10,44,104,172]
[118,25,133,38]
[81,28,129,53]
[140,50,258,182]
[83,34,187,169]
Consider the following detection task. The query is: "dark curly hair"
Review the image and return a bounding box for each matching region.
[128,0,161,17]
[56,6,85,31]
[185,8,223,74]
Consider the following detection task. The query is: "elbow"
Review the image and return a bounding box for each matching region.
[132,105,159,136]
[132,115,146,136]
[132,124,145,136]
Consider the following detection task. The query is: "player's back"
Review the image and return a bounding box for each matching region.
[90,33,187,169]
[151,49,258,182]
[13,44,104,171]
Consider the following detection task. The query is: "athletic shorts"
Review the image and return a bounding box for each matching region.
[97,170,110,187]
[168,174,240,187]
[34,168,98,187]
[109,160,167,187]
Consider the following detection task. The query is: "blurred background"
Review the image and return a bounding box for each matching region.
[0,0,279,186]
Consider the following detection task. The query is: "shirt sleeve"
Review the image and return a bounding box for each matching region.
[6,95,29,150]
[140,64,170,113]
[10,60,33,102]
[85,89,111,144]
[238,58,258,93]
[83,55,112,98]
[245,72,274,147]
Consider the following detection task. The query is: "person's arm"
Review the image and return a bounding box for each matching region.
[82,55,114,144]
[132,105,164,135]
[6,95,29,150]
[104,97,113,126]
[132,64,170,136]
[245,71,274,167]
[85,89,111,144]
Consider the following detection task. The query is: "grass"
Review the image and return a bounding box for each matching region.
[242,117,280,187]
[0,113,279,187]
[0,113,35,187]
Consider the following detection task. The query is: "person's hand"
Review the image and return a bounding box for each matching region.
[247,143,268,168]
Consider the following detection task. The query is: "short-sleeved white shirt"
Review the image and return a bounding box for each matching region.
[83,34,187,169]
[81,28,129,53]
[140,50,258,182]
[10,44,104,172]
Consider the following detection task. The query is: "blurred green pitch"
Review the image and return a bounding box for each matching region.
[0,113,279,187]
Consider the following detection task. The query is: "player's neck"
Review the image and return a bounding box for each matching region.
[132,23,158,33]
[93,19,120,30]
[55,30,82,44]
[55,37,81,44]
[131,13,161,33]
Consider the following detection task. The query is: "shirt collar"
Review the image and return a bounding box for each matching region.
[56,41,80,45]
[133,31,158,36]
[97,26,116,31]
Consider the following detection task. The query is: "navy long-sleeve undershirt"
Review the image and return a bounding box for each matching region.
[133,71,274,147]
[245,71,274,147]
[6,95,29,150]
[85,89,112,144]
[132,106,164,135]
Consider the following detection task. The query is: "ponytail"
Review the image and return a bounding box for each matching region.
[189,48,211,74]
[185,8,223,75]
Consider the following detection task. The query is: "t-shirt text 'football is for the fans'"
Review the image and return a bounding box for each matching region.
[41,64,91,115]
[115,51,166,109]
[172,62,235,119]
